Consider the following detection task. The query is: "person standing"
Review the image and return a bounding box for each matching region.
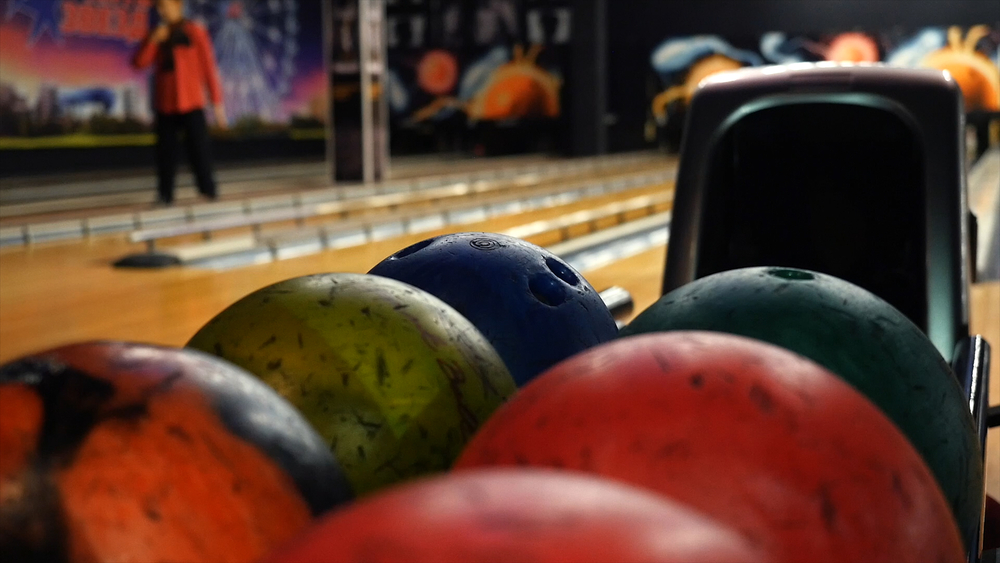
[133,0,226,205]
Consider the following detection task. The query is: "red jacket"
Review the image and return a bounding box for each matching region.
[132,21,223,114]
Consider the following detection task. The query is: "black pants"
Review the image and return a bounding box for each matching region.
[155,109,217,203]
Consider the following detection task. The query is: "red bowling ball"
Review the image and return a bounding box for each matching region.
[454,332,966,563]
[263,468,771,563]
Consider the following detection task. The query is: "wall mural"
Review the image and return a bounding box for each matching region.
[386,0,571,154]
[403,43,562,124]
[0,0,326,149]
[648,25,1000,142]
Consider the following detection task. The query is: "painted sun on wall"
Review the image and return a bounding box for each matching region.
[649,26,1000,138]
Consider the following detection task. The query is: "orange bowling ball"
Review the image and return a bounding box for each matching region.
[263,468,770,563]
[0,341,350,563]
[454,332,965,563]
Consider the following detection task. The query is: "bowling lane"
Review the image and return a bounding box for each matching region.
[0,156,671,254]
[0,171,674,362]
[251,161,671,239]
[0,152,568,223]
[971,282,1000,500]
[579,246,666,323]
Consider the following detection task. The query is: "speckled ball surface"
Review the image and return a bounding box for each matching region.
[456,332,965,563]
[187,273,517,496]
[621,266,982,547]
[369,232,618,386]
[0,341,348,563]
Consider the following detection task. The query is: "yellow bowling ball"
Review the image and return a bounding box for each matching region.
[187,273,517,496]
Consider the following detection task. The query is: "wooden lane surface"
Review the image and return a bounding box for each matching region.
[975,282,1000,500]
[141,177,673,255]
[585,246,1000,499]
[172,161,671,247]
[0,180,675,362]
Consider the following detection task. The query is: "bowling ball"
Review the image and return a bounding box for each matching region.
[187,273,517,496]
[368,232,617,386]
[0,341,349,563]
[619,266,983,547]
[263,468,771,563]
[455,332,965,563]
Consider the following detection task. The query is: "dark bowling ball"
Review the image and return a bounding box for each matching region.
[620,266,983,547]
[0,341,351,563]
[369,232,618,386]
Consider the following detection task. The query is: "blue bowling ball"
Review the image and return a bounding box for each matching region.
[369,233,618,386]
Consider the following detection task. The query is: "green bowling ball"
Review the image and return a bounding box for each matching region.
[187,273,517,496]
[621,267,982,547]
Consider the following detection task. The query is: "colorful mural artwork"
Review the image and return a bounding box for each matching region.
[650,36,762,126]
[0,0,326,149]
[386,0,571,154]
[649,25,1000,136]
[915,26,1000,112]
[406,44,562,125]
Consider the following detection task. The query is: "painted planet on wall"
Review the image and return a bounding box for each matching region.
[824,32,880,62]
[417,50,460,96]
